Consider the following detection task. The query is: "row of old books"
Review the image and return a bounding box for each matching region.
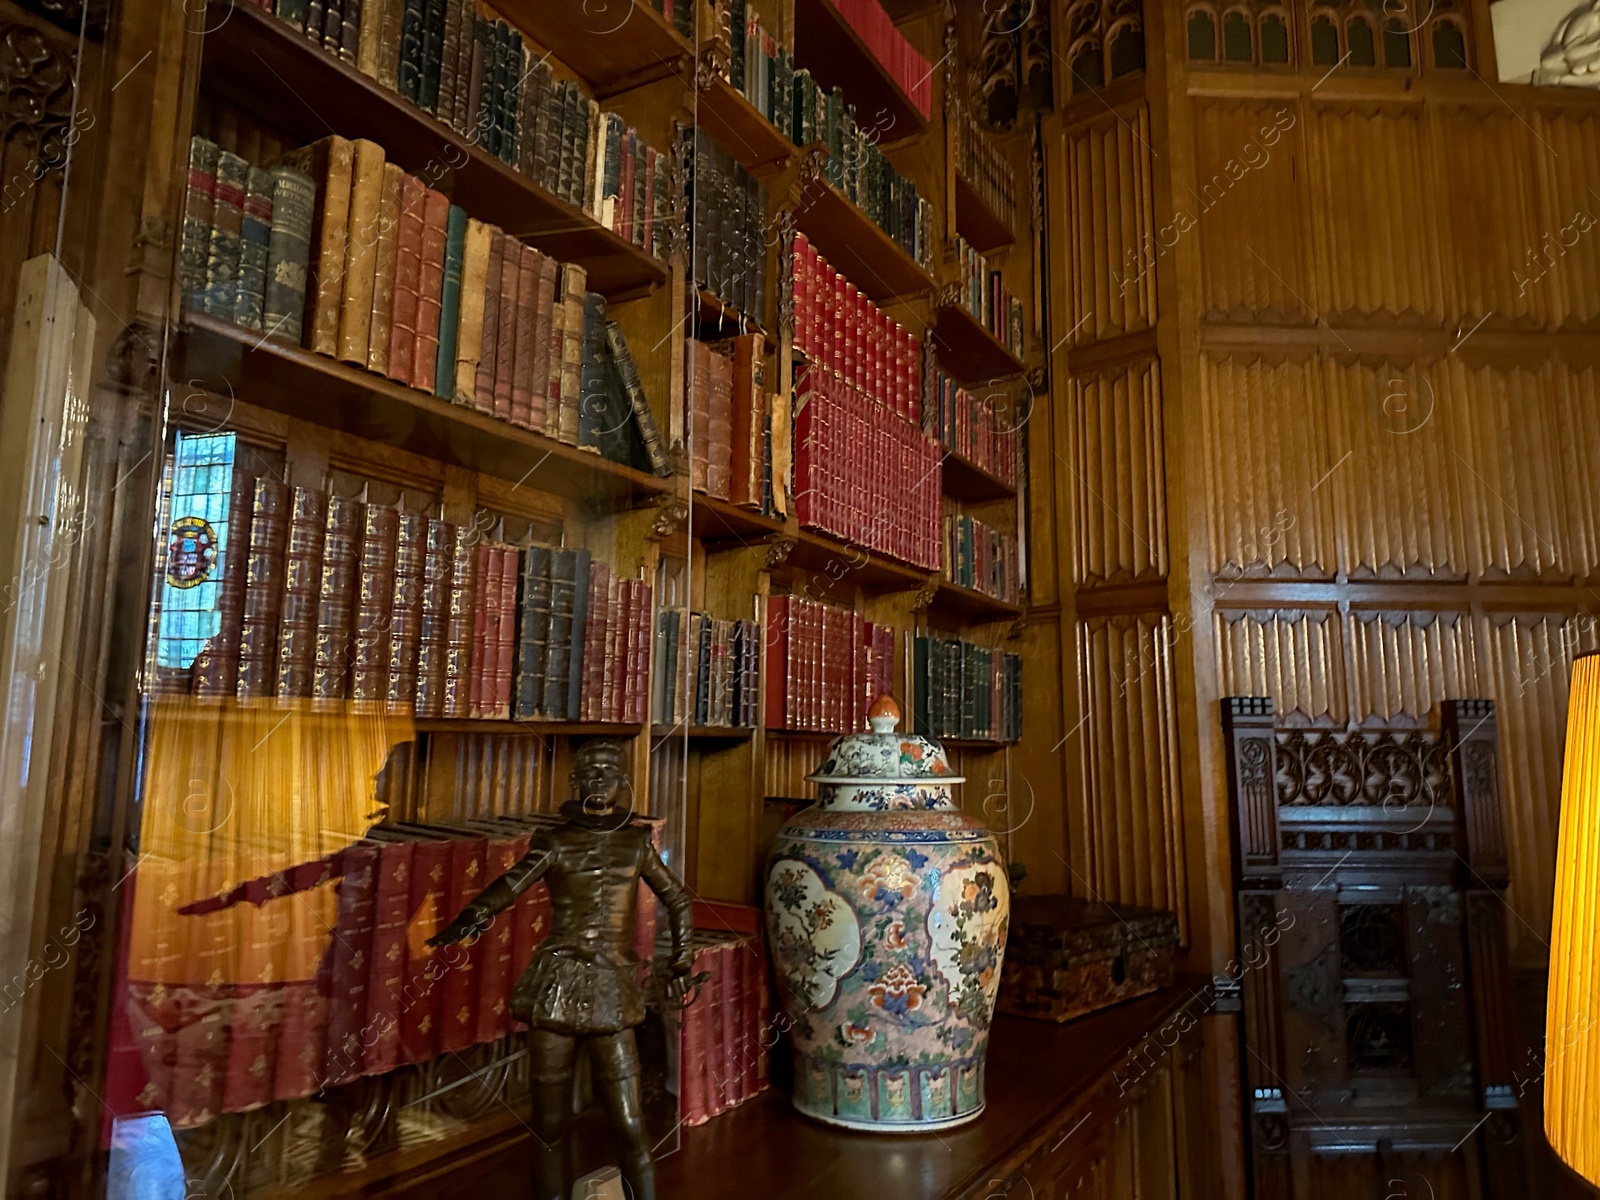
[714,0,794,148]
[688,334,776,514]
[928,373,1019,487]
[943,512,1021,605]
[912,636,1022,744]
[958,110,1018,237]
[794,362,942,571]
[258,0,675,257]
[114,814,668,1127]
[795,75,932,268]
[153,439,648,721]
[792,232,922,423]
[672,923,771,1126]
[763,595,895,734]
[181,133,670,475]
[651,611,761,730]
[820,0,933,120]
[688,132,772,332]
[955,234,1026,360]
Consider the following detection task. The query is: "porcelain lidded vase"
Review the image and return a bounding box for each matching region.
[764,695,1010,1132]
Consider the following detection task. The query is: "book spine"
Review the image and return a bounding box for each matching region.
[509,243,537,428]
[474,836,520,1043]
[386,510,426,712]
[420,0,447,113]
[411,187,449,390]
[434,204,467,399]
[263,165,314,344]
[681,939,713,1125]
[356,0,384,77]
[413,518,455,716]
[399,838,449,1063]
[232,167,274,333]
[397,0,425,103]
[189,465,255,697]
[312,495,361,701]
[362,839,413,1075]
[564,548,591,720]
[376,0,404,90]
[513,545,551,719]
[542,548,575,718]
[443,531,476,717]
[339,0,361,63]
[349,503,398,703]
[469,541,496,717]
[475,228,504,413]
[180,137,218,308]
[559,263,586,444]
[366,162,404,374]
[280,135,354,356]
[437,835,486,1052]
[273,486,326,700]
[494,544,517,719]
[235,477,288,699]
[453,217,490,404]
[322,844,379,1086]
[201,149,247,322]
[492,232,519,420]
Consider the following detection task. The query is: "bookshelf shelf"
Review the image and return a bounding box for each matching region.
[415,719,644,737]
[178,313,673,507]
[651,724,756,741]
[502,0,693,98]
[201,3,670,300]
[954,170,1015,253]
[942,735,1019,750]
[789,527,930,591]
[930,579,1023,621]
[696,288,772,346]
[928,302,1026,385]
[940,450,1018,503]
[793,0,929,145]
[792,178,935,301]
[690,494,789,545]
[695,73,798,177]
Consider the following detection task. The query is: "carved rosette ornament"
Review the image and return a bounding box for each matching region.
[911,577,939,611]
[797,143,828,189]
[649,498,689,541]
[934,281,963,311]
[695,42,729,94]
[0,23,74,151]
[763,536,795,570]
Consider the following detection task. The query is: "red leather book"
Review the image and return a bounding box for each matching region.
[386,174,425,386]
[362,837,415,1075]
[412,187,450,389]
[680,936,715,1126]
[544,267,566,438]
[689,339,712,494]
[433,830,487,1053]
[493,233,519,421]
[738,934,759,1103]
[631,579,651,723]
[493,544,517,719]
[763,594,788,730]
[235,476,288,698]
[528,251,557,433]
[221,900,284,1113]
[579,559,607,721]
[642,145,656,252]
[470,541,498,718]
[716,938,738,1112]
[312,495,361,702]
[471,830,521,1043]
[414,518,455,717]
[351,503,399,703]
[604,575,624,722]
[475,229,504,414]
[190,463,254,697]
[322,841,379,1086]
[386,510,426,713]
[399,832,451,1064]
[442,531,476,718]
[273,486,325,700]
[275,858,337,1101]
[618,131,634,241]
[509,244,539,429]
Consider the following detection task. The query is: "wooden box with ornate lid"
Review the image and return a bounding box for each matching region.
[996,895,1178,1024]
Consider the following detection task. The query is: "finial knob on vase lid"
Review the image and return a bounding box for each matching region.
[868,694,900,733]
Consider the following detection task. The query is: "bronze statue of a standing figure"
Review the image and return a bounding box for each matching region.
[429,740,693,1200]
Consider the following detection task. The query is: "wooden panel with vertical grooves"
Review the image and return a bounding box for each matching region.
[1212,609,1346,726]
[1324,356,1463,580]
[1532,109,1600,329]
[1191,98,1309,323]
[1060,103,1156,346]
[1075,614,1188,939]
[1554,364,1600,577]
[1065,358,1168,586]
[1344,610,1478,725]
[1198,353,1336,578]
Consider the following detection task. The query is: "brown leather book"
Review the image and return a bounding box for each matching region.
[386,509,425,713]
[350,503,399,703]
[375,0,403,91]
[442,529,476,717]
[413,517,454,717]
[453,217,491,405]
[235,476,289,699]
[469,541,498,718]
[386,174,425,386]
[366,162,404,375]
[356,0,383,77]
[528,250,557,433]
[474,228,504,414]
[726,333,765,508]
[509,243,539,429]
[312,495,361,701]
[493,235,520,422]
[558,262,586,444]
[189,463,255,698]
[274,486,326,700]
[544,273,566,439]
[337,139,386,364]
[689,339,711,494]
[411,187,450,390]
[273,135,354,357]
[492,544,517,718]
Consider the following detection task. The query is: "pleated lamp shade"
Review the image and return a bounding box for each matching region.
[1548,651,1600,1186]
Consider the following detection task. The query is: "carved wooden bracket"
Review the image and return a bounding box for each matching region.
[695,41,730,94]
[911,577,939,611]
[934,281,963,311]
[763,536,795,571]
[0,22,75,151]
[649,498,689,541]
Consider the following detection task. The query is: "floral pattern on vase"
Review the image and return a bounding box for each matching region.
[765,699,1010,1133]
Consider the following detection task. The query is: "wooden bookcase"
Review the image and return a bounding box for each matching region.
[146,0,1037,1190]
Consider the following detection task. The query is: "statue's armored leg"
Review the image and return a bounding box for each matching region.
[528,1029,578,1200]
[589,1029,654,1200]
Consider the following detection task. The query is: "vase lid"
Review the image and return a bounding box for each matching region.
[804,695,965,785]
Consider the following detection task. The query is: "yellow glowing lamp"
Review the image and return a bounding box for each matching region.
[1548,651,1600,1186]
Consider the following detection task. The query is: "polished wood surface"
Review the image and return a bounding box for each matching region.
[929,301,1026,385]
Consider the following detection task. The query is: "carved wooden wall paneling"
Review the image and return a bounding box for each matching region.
[1344,610,1478,724]
[1308,104,1446,324]
[1437,108,1548,328]
[1322,356,1463,579]
[1554,363,1600,574]
[1446,359,1573,579]
[764,737,820,803]
[1064,358,1168,586]
[1060,104,1156,344]
[1191,98,1309,324]
[1212,609,1346,725]
[1197,353,1336,577]
[1074,612,1188,937]
[1531,108,1600,329]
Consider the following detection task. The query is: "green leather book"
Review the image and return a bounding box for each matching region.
[433,203,466,399]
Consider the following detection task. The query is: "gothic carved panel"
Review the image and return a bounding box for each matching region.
[1273,727,1451,809]
[1213,609,1346,726]
[1058,103,1156,343]
[1345,610,1478,725]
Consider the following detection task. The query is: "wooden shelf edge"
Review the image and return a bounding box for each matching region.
[940,450,1019,503]
[931,579,1024,620]
[793,179,935,302]
[651,724,757,741]
[930,303,1027,386]
[415,719,645,736]
[954,170,1017,254]
[695,72,799,177]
